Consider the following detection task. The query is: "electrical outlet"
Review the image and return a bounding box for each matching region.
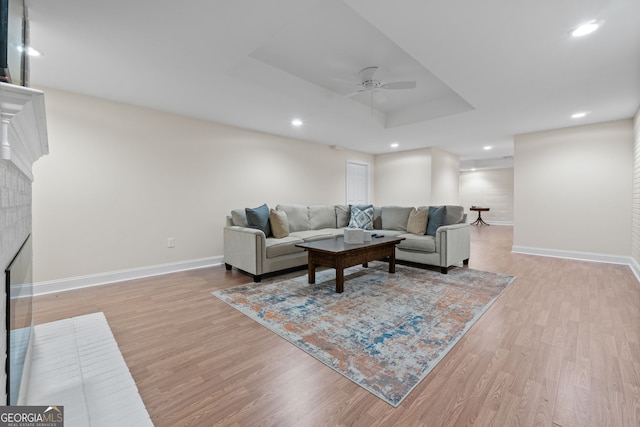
[168,238,176,248]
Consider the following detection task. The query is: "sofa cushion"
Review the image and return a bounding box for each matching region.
[289,230,335,242]
[269,208,289,238]
[426,206,446,236]
[348,205,374,230]
[327,228,346,237]
[246,204,271,236]
[309,205,337,229]
[265,236,305,258]
[445,205,465,225]
[335,205,350,228]
[373,229,405,237]
[397,233,436,253]
[381,206,413,231]
[276,204,310,232]
[406,208,428,235]
[231,209,248,227]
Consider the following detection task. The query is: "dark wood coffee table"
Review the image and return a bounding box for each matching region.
[295,236,405,293]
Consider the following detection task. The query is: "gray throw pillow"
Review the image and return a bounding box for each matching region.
[348,205,374,230]
[426,206,447,236]
[246,204,271,237]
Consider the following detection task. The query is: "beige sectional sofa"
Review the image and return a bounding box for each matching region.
[224,204,470,282]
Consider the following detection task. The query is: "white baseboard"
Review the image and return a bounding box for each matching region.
[511,245,632,266]
[466,220,514,226]
[29,249,640,297]
[31,256,223,296]
[630,258,640,284]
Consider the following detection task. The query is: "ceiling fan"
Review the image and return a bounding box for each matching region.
[339,66,417,113]
[344,66,417,96]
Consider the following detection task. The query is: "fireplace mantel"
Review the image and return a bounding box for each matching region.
[0,84,48,180]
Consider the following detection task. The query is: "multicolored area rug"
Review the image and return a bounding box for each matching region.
[213,262,515,406]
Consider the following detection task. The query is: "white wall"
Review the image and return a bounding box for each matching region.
[32,88,374,282]
[460,168,514,224]
[431,148,460,205]
[374,147,459,206]
[374,148,431,206]
[513,119,633,258]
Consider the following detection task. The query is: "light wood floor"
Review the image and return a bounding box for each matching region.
[33,226,640,426]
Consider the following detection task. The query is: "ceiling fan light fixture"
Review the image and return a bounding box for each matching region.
[571,20,600,37]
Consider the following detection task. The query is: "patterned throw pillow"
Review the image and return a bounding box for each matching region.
[348,205,374,230]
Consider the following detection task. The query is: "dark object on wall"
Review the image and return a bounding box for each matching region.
[0,0,28,86]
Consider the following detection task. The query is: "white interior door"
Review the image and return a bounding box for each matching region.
[346,161,368,205]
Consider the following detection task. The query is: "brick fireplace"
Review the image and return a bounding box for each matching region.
[0,83,48,405]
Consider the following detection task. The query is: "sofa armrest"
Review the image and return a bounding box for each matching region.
[436,223,471,265]
[223,226,266,275]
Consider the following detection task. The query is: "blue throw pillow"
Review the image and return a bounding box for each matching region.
[426,206,447,236]
[348,205,374,230]
[246,204,271,237]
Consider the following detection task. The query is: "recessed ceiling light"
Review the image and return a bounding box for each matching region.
[571,20,600,37]
[483,146,492,150]
[291,118,303,127]
[390,142,399,148]
[571,112,588,119]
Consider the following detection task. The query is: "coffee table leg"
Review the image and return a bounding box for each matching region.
[335,258,344,293]
[336,268,344,293]
[307,259,316,284]
[389,246,396,274]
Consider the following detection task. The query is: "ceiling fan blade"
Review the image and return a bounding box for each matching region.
[380,81,417,90]
[344,89,366,98]
[359,66,379,82]
[332,77,361,87]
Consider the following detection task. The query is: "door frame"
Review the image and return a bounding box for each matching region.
[345,161,369,205]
